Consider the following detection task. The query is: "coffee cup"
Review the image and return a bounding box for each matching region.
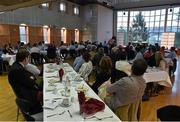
[61,97,71,107]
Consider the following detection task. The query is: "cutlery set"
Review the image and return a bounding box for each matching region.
[47,110,73,118]
[84,115,113,120]
[47,111,66,118]
[47,110,113,121]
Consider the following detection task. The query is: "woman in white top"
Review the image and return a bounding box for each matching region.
[116,51,131,76]
[79,51,93,82]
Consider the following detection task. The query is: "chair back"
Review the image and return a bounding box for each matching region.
[111,69,128,83]
[31,53,41,64]
[98,78,111,100]
[115,100,141,121]
[157,105,180,121]
[15,98,35,121]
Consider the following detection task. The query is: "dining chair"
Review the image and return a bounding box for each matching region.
[15,98,43,121]
[115,100,141,121]
[157,105,180,121]
[31,52,41,65]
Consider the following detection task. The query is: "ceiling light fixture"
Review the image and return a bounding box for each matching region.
[169,8,172,12]
[20,23,26,26]
[0,12,4,14]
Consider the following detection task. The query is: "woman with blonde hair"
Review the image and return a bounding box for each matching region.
[91,56,112,94]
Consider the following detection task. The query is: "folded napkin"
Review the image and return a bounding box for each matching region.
[59,68,64,77]
[43,101,59,109]
[78,91,86,105]
[78,92,105,116]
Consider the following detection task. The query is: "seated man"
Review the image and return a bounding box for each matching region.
[8,49,42,114]
[73,49,85,72]
[106,59,148,121]
[0,49,3,75]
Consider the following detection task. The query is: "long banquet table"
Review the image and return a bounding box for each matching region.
[43,63,121,122]
[143,67,172,87]
[2,54,16,65]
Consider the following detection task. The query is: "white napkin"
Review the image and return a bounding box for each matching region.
[43,101,59,110]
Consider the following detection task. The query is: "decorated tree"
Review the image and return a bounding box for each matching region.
[129,12,149,42]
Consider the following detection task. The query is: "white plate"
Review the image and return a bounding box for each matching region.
[76,84,89,93]
[63,63,69,67]
[45,69,55,73]
[48,78,60,83]
[57,89,71,97]
[46,85,56,91]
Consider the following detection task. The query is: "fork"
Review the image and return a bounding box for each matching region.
[97,116,113,120]
[84,115,113,120]
[67,110,73,118]
[47,111,66,118]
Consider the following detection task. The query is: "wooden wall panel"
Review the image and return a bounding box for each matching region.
[0,24,83,48]
[9,25,20,47]
[0,24,10,48]
[66,29,75,44]
[29,26,43,45]
[79,30,82,42]
[0,24,19,48]
[50,27,61,46]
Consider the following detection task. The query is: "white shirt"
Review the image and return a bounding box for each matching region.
[24,63,40,76]
[78,61,93,81]
[30,47,40,53]
[115,60,131,76]
[77,45,85,50]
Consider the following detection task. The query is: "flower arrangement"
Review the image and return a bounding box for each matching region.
[59,68,64,82]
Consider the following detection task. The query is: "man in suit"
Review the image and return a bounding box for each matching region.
[8,49,42,114]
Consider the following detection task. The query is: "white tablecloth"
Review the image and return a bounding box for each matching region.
[143,68,172,87]
[43,63,121,122]
[2,54,16,65]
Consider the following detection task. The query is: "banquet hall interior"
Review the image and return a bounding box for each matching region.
[0,0,180,121]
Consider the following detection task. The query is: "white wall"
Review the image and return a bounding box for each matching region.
[0,1,114,43]
[0,1,82,29]
[82,4,98,42]
[97,5,113,43]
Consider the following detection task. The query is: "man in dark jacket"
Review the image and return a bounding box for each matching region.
[8,49,42,114]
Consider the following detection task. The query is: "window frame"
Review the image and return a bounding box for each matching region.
[19,25,29,44]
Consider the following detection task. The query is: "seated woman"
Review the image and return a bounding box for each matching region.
[115,50,131,76]
[3,44,14,54]
[78,52,93,82]
[91,56,112,94]
[105,59,148,121]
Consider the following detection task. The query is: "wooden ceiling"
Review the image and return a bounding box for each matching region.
[0,0,54,12]
[0,0,31,6]
[67,0,98,5]
[0,0,179,12]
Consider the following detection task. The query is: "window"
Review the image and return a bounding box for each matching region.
[75,29,79,42]
[117,7,180,44]
[117,11,128,45]
[19,24,28,44]
[43,25,50,44]
[74,6,79,15]
[41,3,49,8]
[167,7,180,32]
[61,27,66,43]
[161,33,175,49]
[59,2,66,12]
